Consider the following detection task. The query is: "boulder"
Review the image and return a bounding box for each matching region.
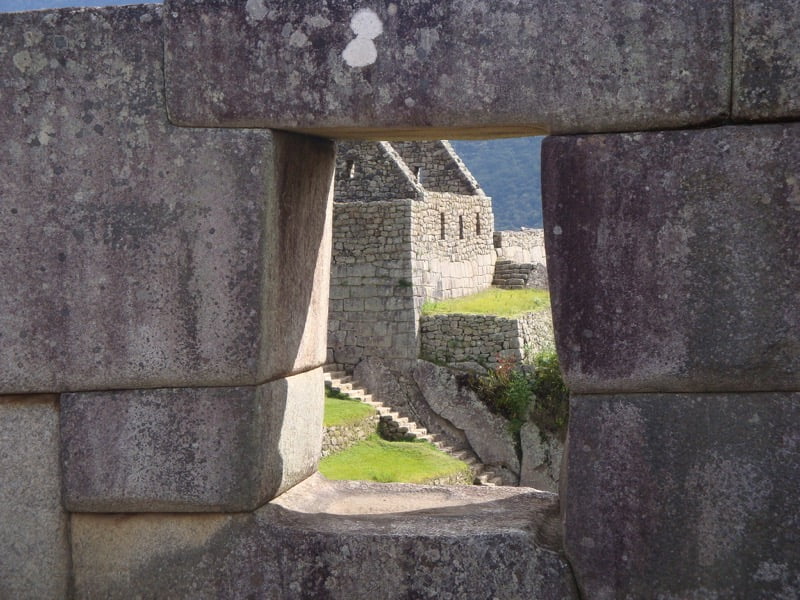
[413,360,520,475]
[519,421,563,493]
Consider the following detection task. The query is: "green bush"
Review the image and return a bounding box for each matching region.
[528,350,570,441]
[464,350,570,445]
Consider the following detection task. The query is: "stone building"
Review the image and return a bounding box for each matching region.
[327,140,495,371]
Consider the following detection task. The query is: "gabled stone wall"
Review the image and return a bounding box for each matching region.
[392,140,482,195]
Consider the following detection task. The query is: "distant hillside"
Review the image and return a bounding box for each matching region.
[451,137,543,230]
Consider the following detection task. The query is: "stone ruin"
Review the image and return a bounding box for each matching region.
[328,139,495,372]
[1,0,799,598]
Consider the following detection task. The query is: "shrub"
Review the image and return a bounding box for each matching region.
[528,350,570,441]
[464,350,570,445]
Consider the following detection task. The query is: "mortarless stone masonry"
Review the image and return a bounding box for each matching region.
[420,310,554,371]
[2,0,799,596]
[328,140,495,371]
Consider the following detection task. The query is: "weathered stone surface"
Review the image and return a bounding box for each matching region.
[543,124,800,394]
[0,6,334,394]
[163,0,730,138]
[0,395,69,599]
[72,473,578,599]
[734,0,800,120]
[61,369,323,512]
[564,394,800,599]
[413,360,520,475]
[519,421,563,493]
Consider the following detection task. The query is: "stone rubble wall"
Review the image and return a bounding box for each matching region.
[412,192,496,302]
[420,310,553,371]
[328,200,419,370]
[493,230,547,265]
[321,413,379,458]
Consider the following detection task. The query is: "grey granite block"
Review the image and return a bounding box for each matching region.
[734,0,800,120]
[163,0,730,138]
[71,474,578,599]
[543,123,800,394]
[0,6,334,393]
[0,395,69,600]
[564,394,800,600]
[61,368,324,512]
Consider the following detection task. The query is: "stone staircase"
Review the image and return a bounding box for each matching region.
[323,364,505,486]
[492,259,548,289]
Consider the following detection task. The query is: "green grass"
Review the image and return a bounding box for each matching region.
[421,287,550,318]
[324,391,375,428]
[319,435,472,484]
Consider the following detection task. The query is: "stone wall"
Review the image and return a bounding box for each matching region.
[412,192,496,302]
[420,310,553,371]
[494,230,547,265]
[328,200,418,370]
[321,413,379,457]
[5,0,800,597]
[392,140,481,195]
[335,141,422,202]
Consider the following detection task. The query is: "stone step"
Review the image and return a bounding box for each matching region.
[324,371,510,487]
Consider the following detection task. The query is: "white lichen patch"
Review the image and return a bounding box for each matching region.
[289,30,309,48]
[343,9,383,68]
[13,50,47,75]
[245,0,267,23]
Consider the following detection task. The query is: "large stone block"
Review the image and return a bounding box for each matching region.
[72,473,578,599]
[163,0,730,138]
[61,368,323,512]
[564,394,800,599]
[0,395,69,599]
[413,360,520,477]
[543,123,800,394]
[0,6,334,394]
[733,0,800,120]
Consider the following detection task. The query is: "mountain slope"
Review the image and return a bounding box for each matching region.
[451,137,543,230]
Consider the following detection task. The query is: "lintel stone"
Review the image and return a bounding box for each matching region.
[163,0,730,138]
[543,123,800,394]
[60,368,323,512]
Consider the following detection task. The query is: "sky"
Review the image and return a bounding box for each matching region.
[0,0,160,11]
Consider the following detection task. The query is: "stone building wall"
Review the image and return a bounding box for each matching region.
[327,200,419,370]
[392,140,482,195]
[334,141,422,203]
[494,230,547,264]
[412,192,496,302]
[419,310,553,371]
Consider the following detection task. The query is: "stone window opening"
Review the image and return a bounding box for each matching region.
[413,165,422,183]
[476,213,481,236]
[346,159,355,179]
[440,212,446,239]
[459,215,464,239]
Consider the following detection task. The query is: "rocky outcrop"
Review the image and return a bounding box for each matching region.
[519,422,564,493]
[413,360,520,479]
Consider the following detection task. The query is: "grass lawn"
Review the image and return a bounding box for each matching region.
[319,435,472,484]
[421,287,550,318]
[324,391,375,428]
